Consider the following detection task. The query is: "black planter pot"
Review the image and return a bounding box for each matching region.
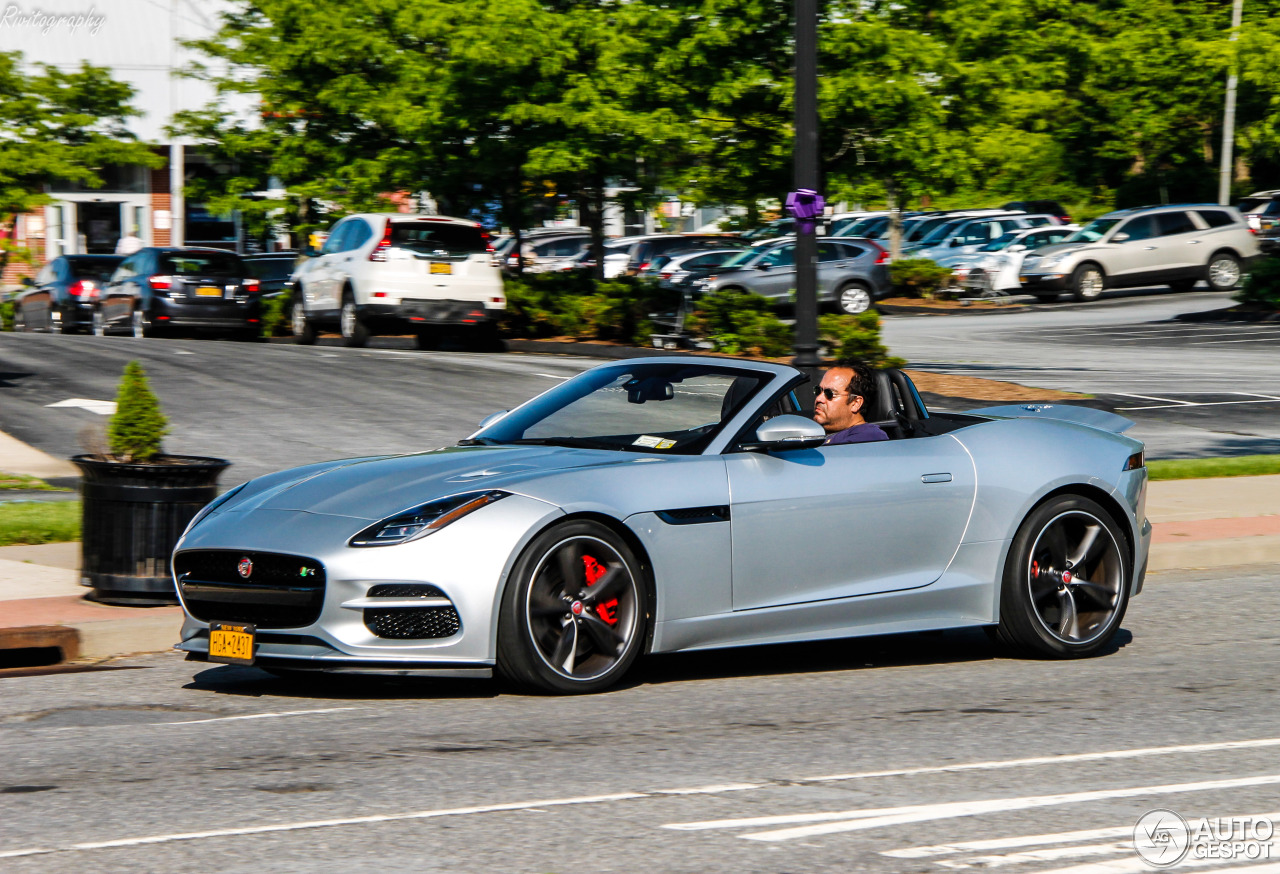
[72,455,231,605]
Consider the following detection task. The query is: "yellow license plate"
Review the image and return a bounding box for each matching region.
[197,286,223,297]
[429,263,452,275]
[209,622,256,665]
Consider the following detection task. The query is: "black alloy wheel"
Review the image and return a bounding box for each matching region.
[498,520,648,694]
[993,494,1130,658]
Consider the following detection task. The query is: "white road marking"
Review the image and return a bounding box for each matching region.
[1111,392,1191,405]
[1034,857,1280,874]
[732,774,1280,842]
[44,398,116,415]
[935,841,1133,869]
[156,707,359,726]
[1192,337,1280,345]
[535,372,570,380]
[173,349,195,355]
[1116,397,1280,411]
[882,825,1136,858]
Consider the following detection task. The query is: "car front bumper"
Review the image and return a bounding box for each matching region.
[1019,272,1069,291]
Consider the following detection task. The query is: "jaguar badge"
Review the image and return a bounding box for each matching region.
[237,557,253,579]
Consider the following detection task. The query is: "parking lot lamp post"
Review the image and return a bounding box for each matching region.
[1218,0,1244,205]
[792,0,822,378]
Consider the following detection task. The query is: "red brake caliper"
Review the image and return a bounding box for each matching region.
[582,555,619,625]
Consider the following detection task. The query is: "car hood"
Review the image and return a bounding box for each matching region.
[225,446,644,521]
[1023,241,1090,261]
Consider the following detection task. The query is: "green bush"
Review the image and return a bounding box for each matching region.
[501,273,677,346]
[261,289,293,337]
[1235,257,1280,309]
[889,258,954,299]
[0,296,12,331]
[687,289,793,357]
[108,361,169,462]
[819,313,906,368]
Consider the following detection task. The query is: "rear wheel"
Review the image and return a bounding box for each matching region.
[130,307,156,338]
[49,310,64,334]
[91,308,106,337]
[497,520,648,694]
[993,494,1130,659]
[291,301,316,344]
[1168,279,1198,293]
[1206,252,1241,291]
[1069,263,1105,302]
[836,282,873,315]
[13,303,27,332]
[339,293,368,348]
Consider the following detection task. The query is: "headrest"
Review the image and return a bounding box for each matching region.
[867,370,898,423]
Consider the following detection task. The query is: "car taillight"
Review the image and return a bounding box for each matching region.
[660,272,673,280]
[369,222,394,261]
[637,262,649,271]
[149,275,172,290]
[68,280,98,299]
[1249,227,1259,235]
[243,278,260,293]
[479,225,494,253]
[874,249,890,264]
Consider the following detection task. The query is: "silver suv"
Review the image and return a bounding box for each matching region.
[1019,204,1259,301]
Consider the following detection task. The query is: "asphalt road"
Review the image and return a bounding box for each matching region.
[3,563,1279,872]
[883,288,1280,458]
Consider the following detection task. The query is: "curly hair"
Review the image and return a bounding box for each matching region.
[832,357,877,412]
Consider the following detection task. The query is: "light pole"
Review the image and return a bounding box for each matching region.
[1218,0,1244,205]
[792,0,822,378]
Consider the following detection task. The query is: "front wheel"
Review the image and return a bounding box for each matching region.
[836,282,873,315]
[497,520,649,694]
[1069,264,1104,302]
[1206,252,1241,291]
[993,495,1131,659]
[291,302,316,344]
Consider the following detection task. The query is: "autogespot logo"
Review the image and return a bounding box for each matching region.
[1134,809,1191,868]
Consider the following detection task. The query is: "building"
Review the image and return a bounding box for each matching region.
[4,0,246,285]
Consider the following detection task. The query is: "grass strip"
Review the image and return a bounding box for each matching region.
[0,501,81,546]
[0,472,68,491]
[1147,455,1280,481]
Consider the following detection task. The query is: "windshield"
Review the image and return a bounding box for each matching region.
[980,231,1024,252]
[917,218,967,245]
[1065,218,1120,243]
[717,243,773,270]
[465,362,771,455]
[390,221,487,256]
[904,216,952,242]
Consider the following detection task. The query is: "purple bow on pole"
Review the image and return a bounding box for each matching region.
[785,189,826,233]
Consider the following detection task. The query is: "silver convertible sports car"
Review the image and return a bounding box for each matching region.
[174,358,1150,693]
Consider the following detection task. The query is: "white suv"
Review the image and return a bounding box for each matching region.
[291,214,504,348]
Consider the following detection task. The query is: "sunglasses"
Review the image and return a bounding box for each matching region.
[813,386,854,401]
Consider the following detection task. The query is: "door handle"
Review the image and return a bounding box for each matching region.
[921,473,953,484]
[1188,240,1202,244]
[1142,246,1157,250]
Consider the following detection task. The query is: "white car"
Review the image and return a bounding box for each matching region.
[938,225,1079,295]
[292,214,504,348]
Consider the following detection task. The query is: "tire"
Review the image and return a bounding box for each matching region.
[1168,279,1197,293]
[1206,252,1241,292]
[13,303,27,332]
[49,310,64,334]
[1069,263,1105,302]
[339,292,368,348]
[414,326,440,350]
[235,327,263,342]
[993,494,1131,659]
[835,282,873,315]
[291,301,316,345]
[467,321,502,352]
[130,307,155,338]
[91,308,106,337]
[497,520,649,694]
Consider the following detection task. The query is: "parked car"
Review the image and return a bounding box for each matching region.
[242,252,301,296]
[739,218,794,241]
[936,225,1079,295]
[905,214,1060,261]
[640,248,748,290]
[517,233,591,274]
[291,213,503,348]
[695,237,891,314]
[611,234,745,275]
[1018,204,1260,301]
[97,247,263,338]
[1235,191,1280,231]
[11,254,123,333]
[1002,200,1072,223]
[493,227,586,271]
[826,211,877,236]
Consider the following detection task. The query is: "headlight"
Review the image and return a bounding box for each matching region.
[1039,254,1069,269]
[350,491,509,547]
[183,482,247,536]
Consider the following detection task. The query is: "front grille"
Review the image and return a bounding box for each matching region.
[362,583,461,639]
[175,550,325,628]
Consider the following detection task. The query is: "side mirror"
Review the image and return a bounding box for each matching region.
[740,414,827,452]
[1112,232,1130,243]
[477,410,508,429]
[950,239,962,247]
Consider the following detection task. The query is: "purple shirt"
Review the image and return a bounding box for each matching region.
[824,422,889,445]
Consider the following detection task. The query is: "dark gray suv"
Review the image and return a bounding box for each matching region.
[694,237,892,314]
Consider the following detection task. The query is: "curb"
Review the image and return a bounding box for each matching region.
[878,302,1028,316]
[1175,307,1280,323]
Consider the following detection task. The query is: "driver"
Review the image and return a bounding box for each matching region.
[813,359,889,445]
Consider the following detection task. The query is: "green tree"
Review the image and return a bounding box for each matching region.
[108,361,169,463]
[0,53,158,276]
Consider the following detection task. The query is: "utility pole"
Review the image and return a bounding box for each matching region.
[792,0,821,378]
[1218,0,1244,205]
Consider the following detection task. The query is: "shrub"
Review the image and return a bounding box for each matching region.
[1235,257,1280,309]
[889,258,954,299]
[0,295,12,331]
[501,273,677,345]
[107,361,169,462]
[261,289,294,337]
[687,289,793,357]
[818,313,906,368]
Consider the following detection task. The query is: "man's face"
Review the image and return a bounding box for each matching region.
[812,367,865,433]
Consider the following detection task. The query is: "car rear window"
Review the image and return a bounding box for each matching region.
[159,251,245,276]
[390,221,488,256]
[245,258,295,280]
[67,257,123,282]
[1196,210,1236,228]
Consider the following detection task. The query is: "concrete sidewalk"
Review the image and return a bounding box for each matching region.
[2,475,1278,665]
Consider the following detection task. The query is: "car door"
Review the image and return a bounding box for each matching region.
[1154,210,1201,278]
[1102,215,1161,284]
[27,262,56,327]
[308,219,353,313]
[725,436,976,611]
[748,242,797,301]
[328,218,373,301]
[101,254,141,325]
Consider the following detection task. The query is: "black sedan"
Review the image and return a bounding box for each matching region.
[242,252,301,295]
[12,255,123,333]
[98,247,264,339]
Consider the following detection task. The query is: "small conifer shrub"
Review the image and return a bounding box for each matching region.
[107,360,169,462]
